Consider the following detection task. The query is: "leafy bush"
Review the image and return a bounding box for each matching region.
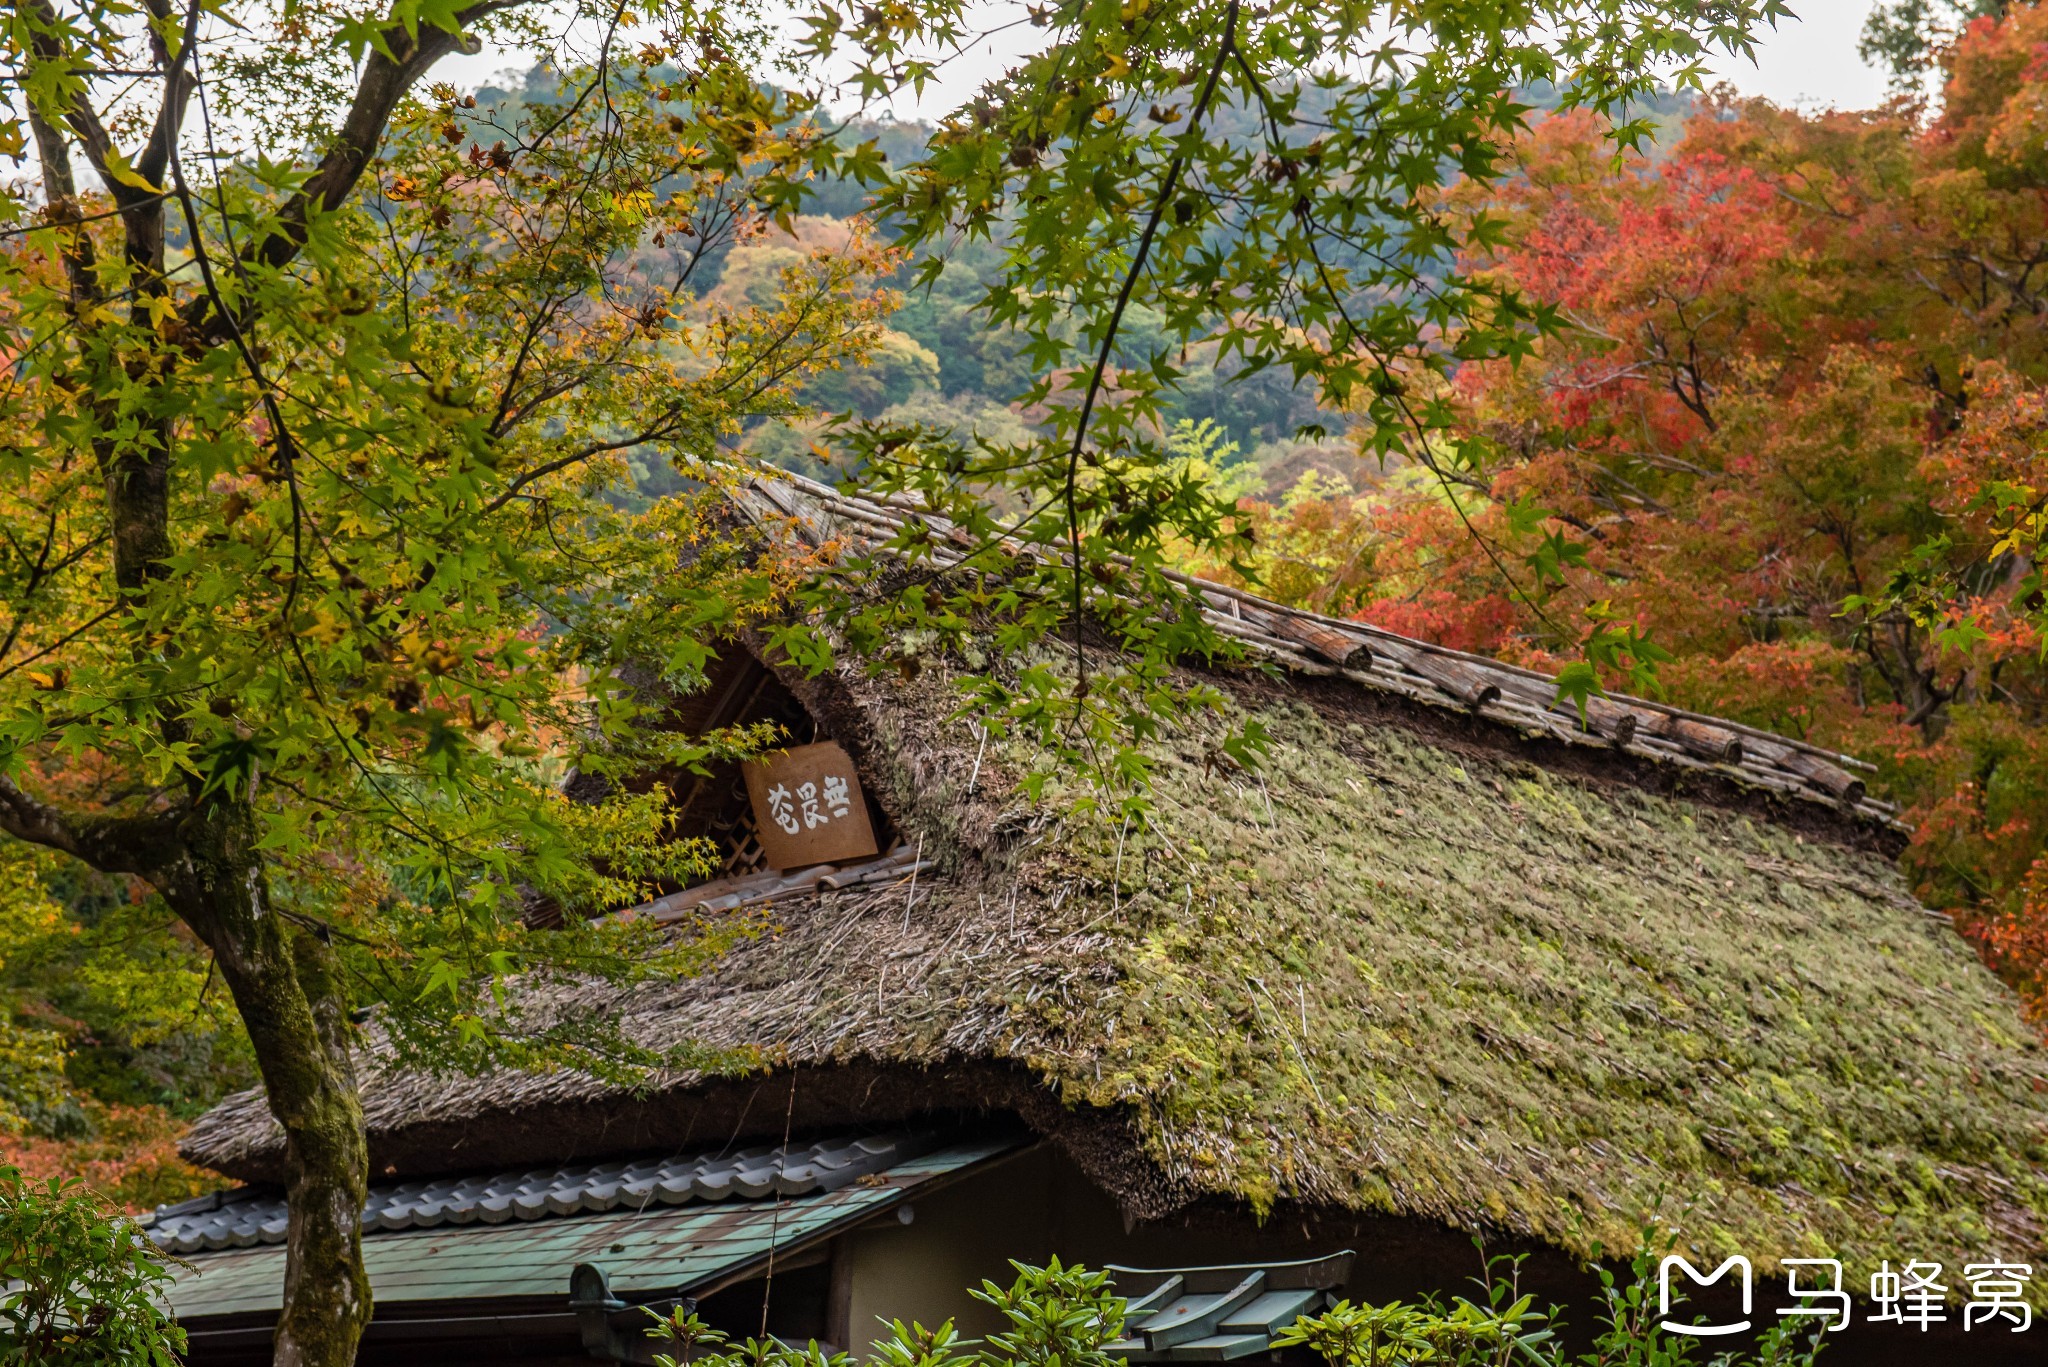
[0,1167,184,1365]
[645,1259,1123,1367]
[644,1255,1823,1367]
[1275,1247,1826,1366]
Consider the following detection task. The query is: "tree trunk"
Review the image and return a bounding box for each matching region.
[10,23,447,1367]
[162,797,372,1367]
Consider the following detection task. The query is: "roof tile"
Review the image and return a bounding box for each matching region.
[143,1130,937,1255]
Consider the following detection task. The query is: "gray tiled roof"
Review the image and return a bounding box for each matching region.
[143,1131,935,1255]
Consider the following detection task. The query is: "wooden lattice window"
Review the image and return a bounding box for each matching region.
[704,771,767,878]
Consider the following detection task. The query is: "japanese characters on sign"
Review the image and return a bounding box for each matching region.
[741,740,879,870]
[1657,1255,2034,1337]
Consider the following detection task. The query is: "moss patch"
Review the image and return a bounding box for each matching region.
[1017,695,2048,1277]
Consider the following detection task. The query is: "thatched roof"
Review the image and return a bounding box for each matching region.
[737,477,1895,825]
[181,473,2048,1281]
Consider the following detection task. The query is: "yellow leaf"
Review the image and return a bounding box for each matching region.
[306,611,348,646]
[101,147,165,195]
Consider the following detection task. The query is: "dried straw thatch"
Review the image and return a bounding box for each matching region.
[180,475,2048,1280]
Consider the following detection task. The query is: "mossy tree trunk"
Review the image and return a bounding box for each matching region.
[163,801,373,1367]
[0,52,376,1360]
[0,18,488,1364]
[0,782,375,1366]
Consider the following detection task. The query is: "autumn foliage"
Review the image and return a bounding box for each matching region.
[1202,10,2048,1026]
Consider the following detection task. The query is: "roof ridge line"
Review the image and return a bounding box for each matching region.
[734,471,1895,818]
[741,468,1877,777]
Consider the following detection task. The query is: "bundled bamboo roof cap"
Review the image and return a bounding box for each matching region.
[180,473,2048,1285]
[738,472,1884,824]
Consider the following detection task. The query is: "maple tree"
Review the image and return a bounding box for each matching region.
[0,1,897,1360]
[1862,0,2008,94]
[763,0,1788,809]
[1187,5,2048,1026]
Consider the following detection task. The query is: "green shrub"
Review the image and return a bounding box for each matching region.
[0,1167,185,1365]
[646,1254,1823,1367]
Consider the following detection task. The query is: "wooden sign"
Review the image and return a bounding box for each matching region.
[741,741,879,870]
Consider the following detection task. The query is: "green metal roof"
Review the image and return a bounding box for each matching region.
[165,1137,1013,1323]
[1106,1254,1353,1363]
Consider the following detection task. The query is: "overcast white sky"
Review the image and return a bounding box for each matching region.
[879,0,1903,115]
[1714,0,1892,109]
[442,0,1897,117]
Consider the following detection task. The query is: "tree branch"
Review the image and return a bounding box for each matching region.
[1057,0,1240,703]
[480,424,685,515]
[133,0,203,190]
[183,1,516,340]
[25,105,98,306]
[0,773,179,874]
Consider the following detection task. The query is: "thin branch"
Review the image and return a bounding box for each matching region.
[167,116,327,701]
[1057,0,1240,703]
[480,425,684,515]
[183,0,520,339]
[0,603,121,683]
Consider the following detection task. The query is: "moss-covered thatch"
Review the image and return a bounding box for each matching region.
[1016,685,2047,1274]
[178,476,2048,1291]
